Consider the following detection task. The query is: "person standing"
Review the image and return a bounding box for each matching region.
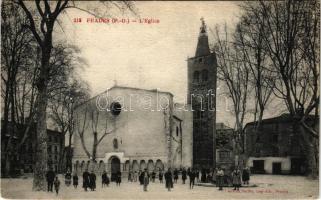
[116,171,122,186]
[73,173,78,188]
[82,169,90,191]
[164,168,173,191]
[142,169,149,191]
[173,168,178,183]
[53,176,61,196]
[187,168,191,178]
[65,170,72,186]
[182,168,187,184]
[133,171,138,182]
[232,168,242,191]
[242,167,250,185]
[128,170,132,182]
[151,170,156,183]
[89,171,96,191]
[46,168,55,192]
[159,170,163,183]
[196,169,200,183]
[138,170,143,185]
[189,169,196,189]
[217,167,224,191]
[201,168,206,183]
[102,170,109,187]
[212,168,218,184]
[206,170,213,183]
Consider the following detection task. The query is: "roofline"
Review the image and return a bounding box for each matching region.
[74,85,174,111]
[1,120,63,134]
[187,52,215,61]
[243,114,319,129]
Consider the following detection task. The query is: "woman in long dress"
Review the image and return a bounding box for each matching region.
[143,169,149,191]
[65,170,72,186]
[232,168,242,191]
[242,167,250,185]
[216,167,224,191]
[165,168,173,191]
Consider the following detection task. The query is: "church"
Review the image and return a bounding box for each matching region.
[72,19,217,176]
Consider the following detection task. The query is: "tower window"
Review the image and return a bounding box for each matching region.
[202,69,208,82]
[193,71,200,83]
[176,127,179,137]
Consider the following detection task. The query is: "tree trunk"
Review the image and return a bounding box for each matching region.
[298,124,318,179]
[67,132,73,172]
[4,153,12,177]
[32,86,49,191]
[4,77,17,177]
[32,46,51,191]
[92,132,98,161]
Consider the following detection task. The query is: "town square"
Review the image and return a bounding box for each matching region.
[1,0,319,199]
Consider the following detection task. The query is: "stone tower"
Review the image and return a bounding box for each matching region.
[187,18,217,169]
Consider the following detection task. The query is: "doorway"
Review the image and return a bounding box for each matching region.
[291,158,304,175]
[272,162,282,174]
[253,160,265,174]
[110,156,120,181]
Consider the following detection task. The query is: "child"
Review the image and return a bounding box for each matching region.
[54,176,61,195]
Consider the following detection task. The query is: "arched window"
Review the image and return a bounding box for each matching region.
[113,138,118,150]
[202,69,208,82]
[193,71,200,83]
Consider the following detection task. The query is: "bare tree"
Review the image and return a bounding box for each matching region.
[49,79,90,172]
[1,1,37,177]
[234,5,274,128]
[75,102,117,161]
[250,0,319,178]
[13,0,136,190]
[213,24,251,160]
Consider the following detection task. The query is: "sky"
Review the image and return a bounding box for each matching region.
[55,1,285,127]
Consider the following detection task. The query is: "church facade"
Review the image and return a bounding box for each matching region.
[72,20,218,176]
[72,86,192,177]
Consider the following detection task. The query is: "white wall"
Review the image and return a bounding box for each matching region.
[247,156,291,174]
[73,87,173,161]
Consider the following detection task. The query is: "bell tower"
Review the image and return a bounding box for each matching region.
[187,18,217,169]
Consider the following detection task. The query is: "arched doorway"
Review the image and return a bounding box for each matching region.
[155,159,164,171]
[132,160,139,172]
[110,156,120,182]
[147,160,154,172]
[140,160,146,170]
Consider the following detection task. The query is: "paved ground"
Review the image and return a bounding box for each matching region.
[1,175,319,199]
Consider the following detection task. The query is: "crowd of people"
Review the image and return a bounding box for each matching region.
[45,166,251,195]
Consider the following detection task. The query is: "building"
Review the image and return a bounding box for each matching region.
[187,19,218,168]
[72,86,193,178]
[244,114,318,175]
[47,129,65,172]
[215,123,235,171]
[1,123,64,176]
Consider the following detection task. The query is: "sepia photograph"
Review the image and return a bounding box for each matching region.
[0,0,319,199]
